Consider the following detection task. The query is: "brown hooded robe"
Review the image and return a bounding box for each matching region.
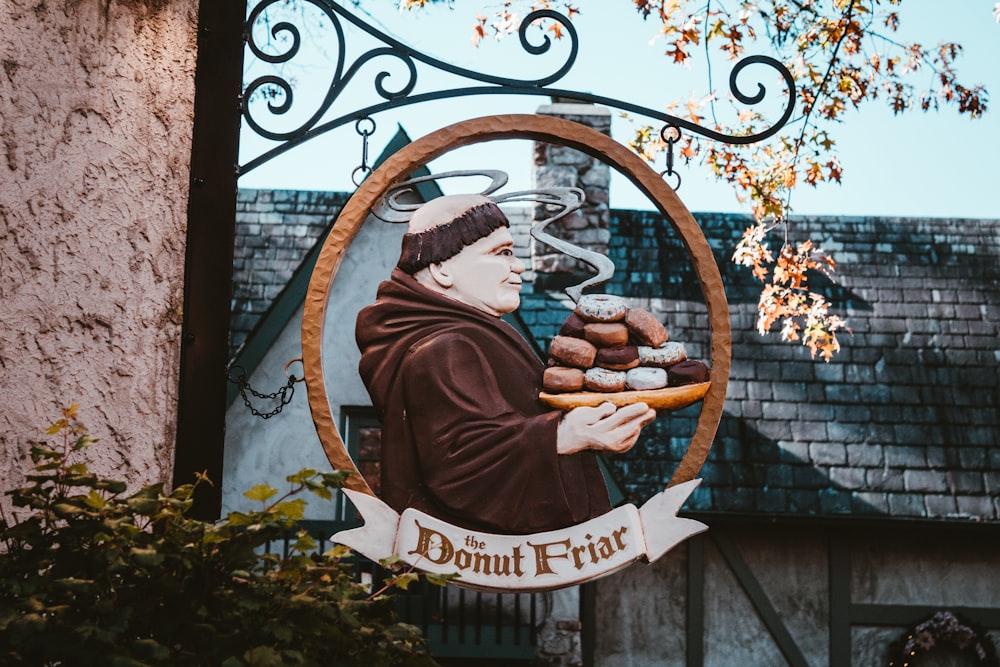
[356,269,612,534]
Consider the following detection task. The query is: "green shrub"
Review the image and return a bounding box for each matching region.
[0,406,438,666]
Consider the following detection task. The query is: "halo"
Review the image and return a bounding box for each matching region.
[301,114,731,496]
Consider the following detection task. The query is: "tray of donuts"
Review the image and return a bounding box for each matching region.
[538,294,711,411]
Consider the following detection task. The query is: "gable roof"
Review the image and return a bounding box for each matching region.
[519,211,1000,524]
[228,125,442,405]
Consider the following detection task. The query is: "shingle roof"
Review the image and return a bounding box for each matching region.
[230,188,350,356]
[519,211,1000,523]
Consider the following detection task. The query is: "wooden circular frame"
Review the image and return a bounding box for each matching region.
[302,114,731,497]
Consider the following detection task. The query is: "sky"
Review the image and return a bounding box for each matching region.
[238,1,1000,220]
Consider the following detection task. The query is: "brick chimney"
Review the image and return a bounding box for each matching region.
[531,99,612,293]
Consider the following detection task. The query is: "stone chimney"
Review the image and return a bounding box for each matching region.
[531,99,612,293]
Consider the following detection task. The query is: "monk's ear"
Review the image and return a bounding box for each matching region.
[427,262,454,289]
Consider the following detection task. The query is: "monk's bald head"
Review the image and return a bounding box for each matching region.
[397,194,509,274]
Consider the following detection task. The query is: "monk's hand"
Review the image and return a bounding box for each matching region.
[556,402,657,456]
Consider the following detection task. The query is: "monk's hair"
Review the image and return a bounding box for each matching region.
[397,201,510,274]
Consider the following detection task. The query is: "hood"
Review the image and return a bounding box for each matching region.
[355,269,534,413]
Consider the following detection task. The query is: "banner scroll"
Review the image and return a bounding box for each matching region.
[334,479,706,593]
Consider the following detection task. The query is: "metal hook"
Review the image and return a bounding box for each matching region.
[352,116,376,187]
[659,169,682,191]
[284,357,305,383]
[659,123,682,191]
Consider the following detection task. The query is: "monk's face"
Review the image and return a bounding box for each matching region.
[439,227,525,316]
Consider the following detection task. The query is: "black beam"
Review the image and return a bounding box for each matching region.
[713,531,810,667]
[580,582,596,667]
[175,0,246,518]
[849,605,1000,628]
[828,534,851,665]
[686,535,705,667]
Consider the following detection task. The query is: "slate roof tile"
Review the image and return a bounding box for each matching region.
[234,186,998,524]
[519,210,999,523]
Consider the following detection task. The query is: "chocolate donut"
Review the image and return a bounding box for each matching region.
[583,322,630,348]
[637,341,687,368]
[584,367,627,392]
[595,345,640,371]
[558,312,588,338]
[626,367,668,390]
[575,294,627,323]
[626,308,669,347]
[549,335,597,369]
[667,360,710,386]
[543,366,585,392]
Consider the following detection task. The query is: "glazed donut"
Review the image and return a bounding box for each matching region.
[575,294,627,323]
[584,322,630,348]
[626,308,669,347]
[595,345,640,371]
[637,341,687,368]
[668,360,710,386]
[626,367,668,390]
[543,366,585,392]
[558,312,588,338]
[583,367,627,392]
[549,335,597,369]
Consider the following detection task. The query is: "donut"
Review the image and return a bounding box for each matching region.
[595,345,640,371]
[626,308,669,347]
[626,367,668,390]
[583,322,630,348]
[583,367,627,392]
[543,366,585,392]
[549,335,597,369]
[668,360,710,386]
[637,341,687,368]
[558,312,588,338]
[575,294,627,323]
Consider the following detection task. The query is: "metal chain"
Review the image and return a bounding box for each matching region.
[351,116,376,187]
[659,123,682,191]
[227,359,304,420]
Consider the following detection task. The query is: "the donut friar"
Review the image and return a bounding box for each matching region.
[575,293,627,323]
[549,335,598,369]
[625,308,669,347]
[543,366,586,392]
[583,322,630,348]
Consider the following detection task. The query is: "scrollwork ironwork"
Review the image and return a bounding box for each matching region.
[240,0,795,176]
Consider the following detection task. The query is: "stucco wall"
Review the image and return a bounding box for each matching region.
[0,0,199,507]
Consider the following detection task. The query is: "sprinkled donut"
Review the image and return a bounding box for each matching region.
[575,294,627,323]
[583,367,627,392]
[626,367,668,391]
[637,341,687,368]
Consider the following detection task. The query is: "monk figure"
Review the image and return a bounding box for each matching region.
[356,194,655,534]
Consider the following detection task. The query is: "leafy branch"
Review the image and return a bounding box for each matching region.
[403,0,990,360]
[0,408,439,666]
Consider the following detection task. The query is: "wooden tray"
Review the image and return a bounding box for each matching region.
[539,381,711,411]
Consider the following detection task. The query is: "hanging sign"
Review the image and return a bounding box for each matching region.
[301,114,731,593]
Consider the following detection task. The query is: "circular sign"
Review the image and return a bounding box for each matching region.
[302,114,730,498]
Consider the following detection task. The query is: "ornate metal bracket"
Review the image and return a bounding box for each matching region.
[240,0,796,177]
